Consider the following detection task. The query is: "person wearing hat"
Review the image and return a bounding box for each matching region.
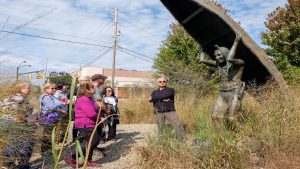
[91,74,107,103]
[91,74,108,146]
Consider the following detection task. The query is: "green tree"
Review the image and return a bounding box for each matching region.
[154,23,215,91]
[261,0,300,83]
[49,74,73,85]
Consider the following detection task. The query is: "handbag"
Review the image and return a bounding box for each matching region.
[39,112,61,126]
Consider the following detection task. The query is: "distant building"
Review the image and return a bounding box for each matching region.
[49,71,67,78]
[74,67,156,98]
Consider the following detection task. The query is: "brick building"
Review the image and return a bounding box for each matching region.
[75,67,155,98]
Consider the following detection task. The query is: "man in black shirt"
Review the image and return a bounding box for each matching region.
[149,77,186,140]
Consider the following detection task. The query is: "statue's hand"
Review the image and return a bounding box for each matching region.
[235,33,242,41]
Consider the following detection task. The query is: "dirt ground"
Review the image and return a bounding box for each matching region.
[29,124,156,169]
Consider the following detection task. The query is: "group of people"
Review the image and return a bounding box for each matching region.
[0,73,120,168]
[63,74,120,168]
[0,33,245,168]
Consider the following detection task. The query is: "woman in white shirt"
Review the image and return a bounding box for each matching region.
[102,86,119,140]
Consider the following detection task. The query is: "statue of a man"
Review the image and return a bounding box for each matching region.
[199,34,245,129]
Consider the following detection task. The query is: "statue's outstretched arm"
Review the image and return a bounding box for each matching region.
[227,34,244,65]
[198,50,216,66]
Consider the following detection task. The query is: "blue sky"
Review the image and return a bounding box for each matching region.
[0,0,286,81]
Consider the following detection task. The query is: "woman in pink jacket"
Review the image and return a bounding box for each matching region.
[64,83,102,168]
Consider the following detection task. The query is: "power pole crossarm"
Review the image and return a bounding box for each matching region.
[111,8,118,89]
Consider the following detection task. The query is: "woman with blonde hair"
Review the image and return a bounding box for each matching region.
[39,83,67,125]
[39,83,67,156]
[1,82,35,122]
[0,81,38,169]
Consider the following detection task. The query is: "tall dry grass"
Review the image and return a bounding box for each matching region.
[0,82,42,166]
[118,87,156,124]
[134,83,300,169]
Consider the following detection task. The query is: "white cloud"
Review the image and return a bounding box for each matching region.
[0,0,287,76]
[218,0,286,43]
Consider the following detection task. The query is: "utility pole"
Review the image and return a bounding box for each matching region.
[16,66,19,82]
[111,8,118,89]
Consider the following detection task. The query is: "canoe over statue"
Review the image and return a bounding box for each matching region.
[160,0,291,101]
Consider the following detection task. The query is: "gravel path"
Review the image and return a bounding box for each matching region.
[31,124,156,169]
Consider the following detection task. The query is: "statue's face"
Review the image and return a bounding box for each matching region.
[214,50,225,63]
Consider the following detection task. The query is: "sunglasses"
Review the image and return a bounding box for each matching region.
[158,81,166,83]
[106,90,112,92]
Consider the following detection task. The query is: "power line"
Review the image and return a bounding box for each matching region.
[0,47,16,56]
[0,21,111,44]
[0,16,10,34]
[0,8,57,43]
[118,22,163,42]
[0,12,114,40]
[117,48,153,63]
[118,24,161,44]
[81,48,111,67]
[0,29,112,48]
[89,50,112,67]
[61,20,113,66]
[117,46,154,60]
[118,15,166,38]
[67,47,112,73]
[0,1,115,66]
[17,0,114,21]
[94,23,114,39]
[81,47,113,68]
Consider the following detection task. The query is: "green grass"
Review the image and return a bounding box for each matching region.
[135,84,300,169]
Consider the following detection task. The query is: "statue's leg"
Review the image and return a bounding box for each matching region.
[212,94,228,129]
[228,93,242,130]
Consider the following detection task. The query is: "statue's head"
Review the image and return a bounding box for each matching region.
[214,45,229,64]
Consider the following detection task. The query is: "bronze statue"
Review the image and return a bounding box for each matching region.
[199,34,245,129]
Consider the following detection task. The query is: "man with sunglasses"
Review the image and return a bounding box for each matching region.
[149,76,186,140]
